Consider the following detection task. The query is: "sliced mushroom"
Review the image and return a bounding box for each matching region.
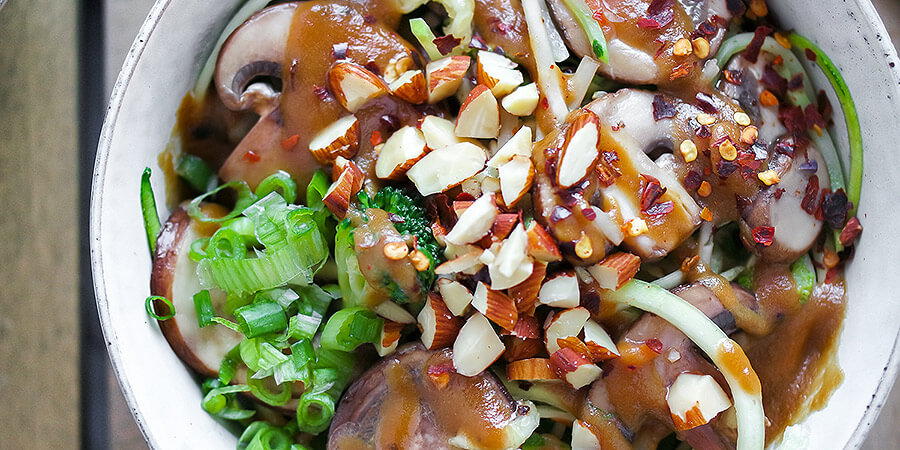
[740,138,828,263]
[329,344,538,449]
[545,0,734,84]
[214,2,298,113]
[150,206,243,377]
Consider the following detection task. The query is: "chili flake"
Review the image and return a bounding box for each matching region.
[652,95,677,120]
[243,150,260,163]
[698,181,712,197]
[697,113,716,125]
[724,69,743,85]
[773,32,791,49]
[751,226,775,247]
[673,38,693,56]
[281,134,300,151]
[758,169,780,185]
[692,37,710,58]
[741,126,759,145]
[759,90,779,107]
[680,140,698,162]
[370,130,383,146]
[433,34,462,55]
[839,217,863,247]
[700,207,713,221]
[718,140,737,161]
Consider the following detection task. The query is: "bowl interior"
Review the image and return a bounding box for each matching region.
[91,1,900,448]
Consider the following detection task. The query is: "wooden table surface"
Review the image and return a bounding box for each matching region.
[1,0,898,448]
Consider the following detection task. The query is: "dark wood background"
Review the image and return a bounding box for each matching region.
[0,0,897,447]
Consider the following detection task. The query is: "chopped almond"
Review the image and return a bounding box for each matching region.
[476,50,524,97]
[375,126,429,179]
[538,271,580,308]
[418,293,463,350]
[557,110,601,188]
[550,347,602,389]
[472,282,518,331]
[446,193,499,245]
[308,115,360,164]
[509,261,546,314]
[526,221,563,262]
[456,85,500,139]
[437,278,474,316]
[507,358,556,381]
[587,252,641,290]
[426,55,471,103]
[406,142,487,196]
[453,313,505,376]
[544,307,590,354]
[388,69,427,104]
[501,83,540,116]
[328,63,389,112]
[498,155,534,207]
[322,159,364,218]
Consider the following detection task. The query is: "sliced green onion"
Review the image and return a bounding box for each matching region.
[242,192,291,249]
[289,314,322,341]
[198,211,328,296]
[314,347,356,373]
[175,154,216,192]
[306,169,330,209]
[244,424,292,450]
[193,290,215,327]
[560,0,608,62]
[256,170,297,205]
[788,32,863,215]
[145,296,175,321]
[207,228,248,259]
[189,237,210,262]
[248,369,292,407]
[320,307,383,352]
[335,220,367,307]
[140,168,161,255]
[188,180,257,223]
[201,381,255,420]
[604,280,764,450]
[296,390,336,434]
[274,339,315,385]
[409,18,443,60]
[219,345,240,385]
[192,0,272,98]
[212,317,242,334]
[235,302,288,338]
[790,255,816,304]
[222,216,257,244]
[255,287,301,311]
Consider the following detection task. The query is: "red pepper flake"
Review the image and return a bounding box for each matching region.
[801,175,820,214]
[804,104,827,130]
[541,97,550,109]
[716,159,738,178]
[426,363,454,389]
[695,92,719,114]
[724,69,743,85]
[281,134,300,151]
[822,189,850,229]
[683,170,702,190]
[774,139,795,156]
[364,14,376,24]
[761,65,788,96]
[433,34,462,55]
[456,192,476,202]
[645,338,664,354]
[312,85,331,101]
[778,105,807,133]
[611,121,625,131]
[698,20,718,36]
[752,226,775,247]
[839,217,863,246]
[805,48,818,62]
[581,207,597,221]
[787,73,804,91]
[824,267,841,284]
[592,10,605,24]
[638,0,675,29]
[695,125,712,138]
[370,130,383,146]
[772,55,784,65]
[487,17,510,35]
[646,201,674,216]
[817,90,834,121]
[652,95,677,121]
[743,26,773,63]
[640,179,667,211]
[669,62,693,80]
[243,150,260,163]
[773,188,785,199]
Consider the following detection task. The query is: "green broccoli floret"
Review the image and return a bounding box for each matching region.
[357,187,442,291]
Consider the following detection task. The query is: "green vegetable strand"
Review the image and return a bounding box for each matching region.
[140,168,161,255]
[145,295,174,321]
[560,0,608,62]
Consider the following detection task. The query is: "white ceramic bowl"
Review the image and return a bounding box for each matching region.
[91,1,900,448]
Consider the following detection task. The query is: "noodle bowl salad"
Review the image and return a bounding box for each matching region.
[138,0,864,448]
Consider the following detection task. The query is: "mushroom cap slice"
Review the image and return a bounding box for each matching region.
[150,206,243,377]
[215,2,298,112]
[329,344,538,449]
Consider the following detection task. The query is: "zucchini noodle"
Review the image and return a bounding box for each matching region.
[604,280,765,450]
